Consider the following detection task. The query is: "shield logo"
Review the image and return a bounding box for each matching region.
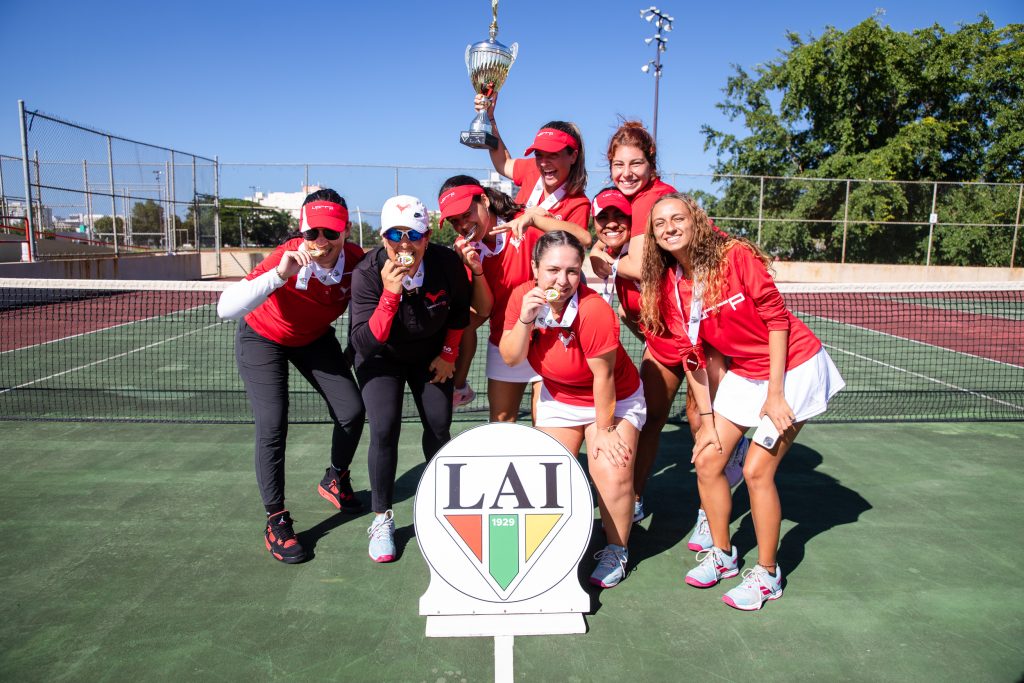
[434,455,573,601]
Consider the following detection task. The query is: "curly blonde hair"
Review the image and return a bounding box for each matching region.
[638,193,772,335]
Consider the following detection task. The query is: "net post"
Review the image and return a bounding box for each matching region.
[926,181,938,267]
[107,134,119,257]
[841,179,851,264]
[1011,183,1022,270]
[18,100,36,262]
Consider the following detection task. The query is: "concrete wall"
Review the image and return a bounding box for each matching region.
[773,261,1024,283]
[0,253,202,280]
[0,235,116,262]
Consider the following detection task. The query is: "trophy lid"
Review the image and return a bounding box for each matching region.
[468,37,515,57]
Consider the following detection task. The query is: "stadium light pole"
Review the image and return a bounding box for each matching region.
[640,6,672,143]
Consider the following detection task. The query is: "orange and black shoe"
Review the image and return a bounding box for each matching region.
[264,511,306,564]
[317,467,363,513]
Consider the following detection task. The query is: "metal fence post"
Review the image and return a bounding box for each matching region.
[192,156,199,254]
[0,153,7,220]
[214,155,222,277]
[169,153,177,254]
[1011,183,1022,270]
[33,150,43,234]
[83,160,94,240]
[18,100,37,262]
[757,176,765,246]
[107,134,119,256]
[394,167,399,196]
[926,182,938,266]
[841,179,851,264]
[304,164,309,192]
[356,205,364,248]
[123,189,132,246]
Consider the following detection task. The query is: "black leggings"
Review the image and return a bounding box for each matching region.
[356,358,454,513]
[236,322,365,510]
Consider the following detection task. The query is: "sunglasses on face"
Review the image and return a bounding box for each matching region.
[383,228,426,243]
[301,228,342,241]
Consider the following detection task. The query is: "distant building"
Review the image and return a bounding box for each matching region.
[480,171,515,197]
[249,185,322,218]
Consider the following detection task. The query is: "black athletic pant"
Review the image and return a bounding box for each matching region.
[356,358,454,513]
[236,321,365,511]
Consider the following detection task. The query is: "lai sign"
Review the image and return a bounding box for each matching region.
[415,422,592,637]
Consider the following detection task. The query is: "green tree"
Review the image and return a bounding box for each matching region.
[702,15,1023,265]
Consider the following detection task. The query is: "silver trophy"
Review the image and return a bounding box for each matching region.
[460,0,518,150]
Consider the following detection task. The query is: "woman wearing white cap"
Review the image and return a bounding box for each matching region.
[463,94,593,423]
[349,195,491,563]
[217,188,366,564]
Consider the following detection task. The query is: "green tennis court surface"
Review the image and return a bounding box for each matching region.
[1,419,1021,681]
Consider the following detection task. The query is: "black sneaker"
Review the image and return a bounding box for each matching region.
[317,467,363,513]
[264,511,306,564]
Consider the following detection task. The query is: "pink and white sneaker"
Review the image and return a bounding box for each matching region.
[722,564,784,610]
[685,545,739,588]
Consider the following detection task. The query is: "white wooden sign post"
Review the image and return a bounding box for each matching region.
[414,423,593,682]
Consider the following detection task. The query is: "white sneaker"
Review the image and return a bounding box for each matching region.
[367,510,396,563]
[633,497,645,523]
[687,508,711,552]
[589,544,628,588]
[722,564,784,610]
[725,436,749,488]
[684,545,739,588]
[452,383,476,408]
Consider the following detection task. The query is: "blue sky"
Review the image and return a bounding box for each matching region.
[1,0,1020,215]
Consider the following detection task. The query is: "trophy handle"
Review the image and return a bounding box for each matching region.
[509,42,518,66]
[464,44,472,72]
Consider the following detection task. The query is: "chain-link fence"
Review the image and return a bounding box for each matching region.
[6,102,1021,271]
[11,101,218,266]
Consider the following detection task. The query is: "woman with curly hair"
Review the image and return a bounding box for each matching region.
[639,193,844,610]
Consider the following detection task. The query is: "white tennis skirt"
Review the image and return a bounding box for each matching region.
[487,340,542,383]
[536,382,647,431]
[713,347,845,428]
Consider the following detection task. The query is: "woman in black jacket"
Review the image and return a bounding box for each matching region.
[349,194,491,562]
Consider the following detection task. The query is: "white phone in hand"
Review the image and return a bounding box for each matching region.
[751,415,780,449]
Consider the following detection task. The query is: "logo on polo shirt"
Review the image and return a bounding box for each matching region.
[424,289,448,310]
[702,292,746,320]
[558,331,575,349]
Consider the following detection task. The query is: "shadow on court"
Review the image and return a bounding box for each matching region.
[296,508,369,561]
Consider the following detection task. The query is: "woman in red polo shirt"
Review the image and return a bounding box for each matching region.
[438,175,592,422]
[639,193,845,611]
[465,95,592,422]
[217,188,366,565]
[499,231,720,590]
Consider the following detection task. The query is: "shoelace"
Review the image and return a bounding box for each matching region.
[367,516,394,540]
[593,547,626,571]
[693,548,722,569]
[737,566,771,590]
[696,516,709,537]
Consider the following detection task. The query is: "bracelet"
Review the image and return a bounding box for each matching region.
[699,411,714,416]
[519,316,536,325]
[602,425,617,433]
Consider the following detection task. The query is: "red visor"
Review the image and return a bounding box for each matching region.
[438,185,485,222]
[302,201,349,232]
[524,128,579,156]
[592,189,632,217]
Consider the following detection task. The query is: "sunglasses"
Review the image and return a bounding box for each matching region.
[301,228,342,241]
[383,228,426,243]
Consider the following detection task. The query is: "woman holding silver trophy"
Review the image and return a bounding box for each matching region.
[450,92,593,424]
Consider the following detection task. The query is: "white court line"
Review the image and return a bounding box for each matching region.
[0,301,219,356]
[0,323,221,395]
[823,343,1024,413]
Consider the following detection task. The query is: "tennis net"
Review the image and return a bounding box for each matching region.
[1,278,1022,423]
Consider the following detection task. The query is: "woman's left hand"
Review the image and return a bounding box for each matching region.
[428,355,456,384]
[761,391,796,434]
[592,425,632,468]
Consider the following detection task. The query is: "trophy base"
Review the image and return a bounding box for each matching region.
[460,130,499,150]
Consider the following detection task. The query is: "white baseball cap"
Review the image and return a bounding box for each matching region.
[380,195,430,234]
